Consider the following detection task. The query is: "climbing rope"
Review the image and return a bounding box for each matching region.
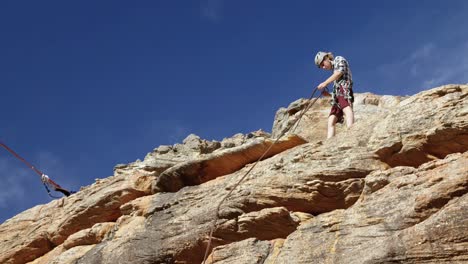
[202,88,322,263]
[291,88,323,134]
[0,140,73,198]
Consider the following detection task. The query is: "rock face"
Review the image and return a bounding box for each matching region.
[0,84,467,264]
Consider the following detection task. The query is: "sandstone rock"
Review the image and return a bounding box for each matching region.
[63,222,115,249]
[273,152,468,264]
[220,130,271,149]
[183,134,222,154]
[120,195,153,216]
[0,84,466,264]
[205,238,271,264]
[271,91,405,143]
[370,84,468,167]
[153,134,307,192]
[221,133,246,148]
[155,145,172,154]
[122,131,272,179]
[71,133,386,263]
[27,245,95,264]
[214,207,299,242]
[0,172,151,264]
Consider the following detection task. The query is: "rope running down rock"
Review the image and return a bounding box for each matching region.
[202,88,322,263]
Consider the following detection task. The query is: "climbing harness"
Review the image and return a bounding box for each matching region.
[0,140,74,198]
[202,88,322,263]
[331,80,354,109]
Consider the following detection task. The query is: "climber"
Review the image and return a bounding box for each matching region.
[315,51,355,139]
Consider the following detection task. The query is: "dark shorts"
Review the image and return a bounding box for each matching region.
[329,87,353,124]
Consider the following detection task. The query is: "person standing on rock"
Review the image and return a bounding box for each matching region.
[315,51,354,139]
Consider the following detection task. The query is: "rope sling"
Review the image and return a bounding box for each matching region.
[0,140,74,198]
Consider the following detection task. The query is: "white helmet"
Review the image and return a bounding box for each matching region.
[315,51,329,68]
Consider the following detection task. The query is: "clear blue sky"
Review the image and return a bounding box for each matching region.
[1,1,467,223]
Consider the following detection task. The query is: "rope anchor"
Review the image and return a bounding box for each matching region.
[0,140,74,198]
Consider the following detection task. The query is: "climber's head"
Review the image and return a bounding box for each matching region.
[315,51,334,70]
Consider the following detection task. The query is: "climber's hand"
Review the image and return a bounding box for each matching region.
[317,82,328,90]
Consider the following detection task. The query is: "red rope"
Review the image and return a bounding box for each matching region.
[0,141,43,176]
[0,140,65,192]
